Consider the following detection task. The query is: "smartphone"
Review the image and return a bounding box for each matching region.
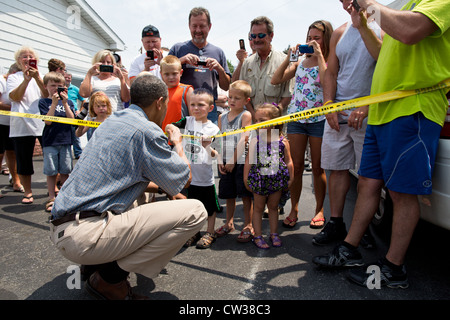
[197,60,207,66]
[146,50,154,60]
[29,59,37,69]
[57,87,66,99]
[99,65,114,73]
[299,45,314,54]
[352,0,361,11]
[290,48,299,62]
[239,39,246,51]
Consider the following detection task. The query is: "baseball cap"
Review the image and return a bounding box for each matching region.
[142,25,160,38]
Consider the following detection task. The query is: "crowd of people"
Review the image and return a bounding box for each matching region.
[1,0,449,299]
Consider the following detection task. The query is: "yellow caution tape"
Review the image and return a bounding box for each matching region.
[2,79,449,136]
[0,110,101,127]
[210,78,450,140]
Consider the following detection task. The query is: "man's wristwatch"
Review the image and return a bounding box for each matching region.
[158,187,164,194]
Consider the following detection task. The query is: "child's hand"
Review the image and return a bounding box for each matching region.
[59,89,69,103]
[201,135,213,149]
[224,163,235,173]
[51,92,60,105]
[218,164,227,175]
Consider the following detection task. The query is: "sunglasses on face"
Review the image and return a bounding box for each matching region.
[250,33,267,40]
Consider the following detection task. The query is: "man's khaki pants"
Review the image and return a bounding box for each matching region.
[50,199,207,279]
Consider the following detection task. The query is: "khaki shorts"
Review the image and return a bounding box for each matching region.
[321,119,367,171]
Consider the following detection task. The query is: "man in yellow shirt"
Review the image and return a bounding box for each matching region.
[313,0,450,289]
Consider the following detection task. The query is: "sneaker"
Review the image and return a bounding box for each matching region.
[347,258,409,289]
[313,242,364,268]
[312,220,347,246]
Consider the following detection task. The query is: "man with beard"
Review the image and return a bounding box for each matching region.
[169,7,231,124]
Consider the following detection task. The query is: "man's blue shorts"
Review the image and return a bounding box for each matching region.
[359,113,441,195]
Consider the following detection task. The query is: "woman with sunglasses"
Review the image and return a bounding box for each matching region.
[271,20,333,230]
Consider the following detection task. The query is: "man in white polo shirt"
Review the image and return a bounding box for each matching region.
[129,25,164,84]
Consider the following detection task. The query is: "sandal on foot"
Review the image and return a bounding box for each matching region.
[282,216,298,228]
[252,236,270,250]
[196,232,216,249]
[184,232,201,247]
[270,233,282,247]
[237,229,254,243]
[13,186,25,193]
[22,195,34,204]
[310,216,326,229]
[215,225,234,237]
[45,198,55,213]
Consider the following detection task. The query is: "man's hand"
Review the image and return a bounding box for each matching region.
[165,124,183,145]
[347,106,368,130]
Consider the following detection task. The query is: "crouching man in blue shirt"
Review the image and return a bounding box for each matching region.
[50,74,207,300]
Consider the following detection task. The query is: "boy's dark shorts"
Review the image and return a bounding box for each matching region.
[219,164,253,199]
[187,184,220,217]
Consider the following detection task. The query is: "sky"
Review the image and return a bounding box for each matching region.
[85,0,394,70]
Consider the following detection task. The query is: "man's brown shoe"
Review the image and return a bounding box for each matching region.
[85,271,149,300]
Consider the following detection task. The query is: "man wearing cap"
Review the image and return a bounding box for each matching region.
[169,7,231,124]
[129,25,164,84]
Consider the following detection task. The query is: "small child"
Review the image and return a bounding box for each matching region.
[76,91,112,140]
[38,72,75,213]
[160,55,194,132]
[244,103,294,249]
[166,88,221,249]
[215,80,254,242]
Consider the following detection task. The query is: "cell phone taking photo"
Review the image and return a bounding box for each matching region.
[29,59,37,69]
[352,0,361,11]
[57,87,66,99]
[147,50,154,60]
[299,45,314,54]
[239,39,246,50]
[99,65,114,73]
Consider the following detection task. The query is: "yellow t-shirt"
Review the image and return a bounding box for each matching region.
[369,0,450,126]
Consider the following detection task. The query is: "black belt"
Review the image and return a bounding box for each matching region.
[51,211,103,226]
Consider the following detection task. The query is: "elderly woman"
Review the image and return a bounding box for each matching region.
[6,46,48,204]
[79,50,130,113]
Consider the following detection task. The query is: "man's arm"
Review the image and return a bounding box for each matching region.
[358,0,439,45]
[352,8,384,60]
[166,124,192,188]
[323,24,344,132]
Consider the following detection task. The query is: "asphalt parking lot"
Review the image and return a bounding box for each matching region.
[1,153,449,308]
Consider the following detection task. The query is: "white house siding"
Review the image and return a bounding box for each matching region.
[0,0,124,84]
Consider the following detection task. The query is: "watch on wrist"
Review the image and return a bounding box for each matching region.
[158,187,164,194]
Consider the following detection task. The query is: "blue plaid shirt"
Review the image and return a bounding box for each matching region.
[52,104,190,219]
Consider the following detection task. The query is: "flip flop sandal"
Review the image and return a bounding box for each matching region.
[310,217,326,229]
[282,216,298,228]
[252,236,270,250]
[270,233,282,247]
[22,195,34,205]
[214,225,234,237]
[237,229,254,243]
[13,186,25,193]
